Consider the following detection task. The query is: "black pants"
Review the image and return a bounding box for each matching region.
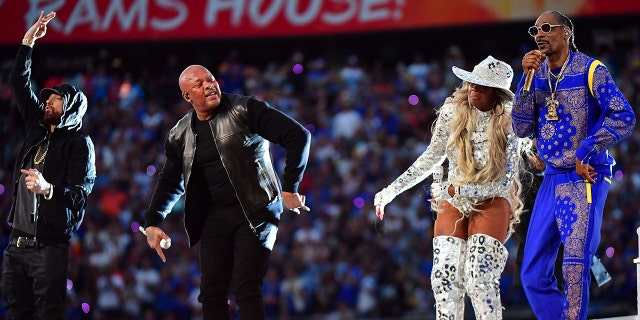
[198,205,275,320]
[2,244,69,320]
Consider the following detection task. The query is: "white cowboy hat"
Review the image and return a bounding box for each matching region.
[452,55,514,98]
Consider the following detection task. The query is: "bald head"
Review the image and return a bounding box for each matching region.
[177,64,222,119]
[179,65,211,92]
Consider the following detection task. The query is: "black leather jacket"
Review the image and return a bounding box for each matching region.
[144,94,310,246]
[9,45,96,244]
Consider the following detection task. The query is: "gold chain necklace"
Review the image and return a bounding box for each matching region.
[33,140,50,165]
[545,54,570,121]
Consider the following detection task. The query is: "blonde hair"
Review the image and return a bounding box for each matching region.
[439,81,524,236]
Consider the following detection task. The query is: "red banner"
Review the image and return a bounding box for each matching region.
[2,0,639,44]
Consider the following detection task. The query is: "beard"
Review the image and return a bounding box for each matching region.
[44,110,61,126]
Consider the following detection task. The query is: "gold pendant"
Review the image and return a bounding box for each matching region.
[545,98,559,121]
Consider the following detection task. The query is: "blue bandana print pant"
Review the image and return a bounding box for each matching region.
[521,171,611,320]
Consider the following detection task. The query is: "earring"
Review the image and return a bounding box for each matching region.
[493,103,505,116]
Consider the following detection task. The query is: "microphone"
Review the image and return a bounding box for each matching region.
[523,68,535,97]
[138,226,171,249]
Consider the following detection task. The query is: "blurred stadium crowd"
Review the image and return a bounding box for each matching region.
[0,16,639,320]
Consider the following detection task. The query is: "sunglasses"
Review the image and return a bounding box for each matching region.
[528,23,564,37]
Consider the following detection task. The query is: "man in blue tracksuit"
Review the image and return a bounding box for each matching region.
[512,10,635,320]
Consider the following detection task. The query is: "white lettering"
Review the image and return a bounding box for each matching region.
[27,0,401,40]
[151,0,188,30]
[65,0,100,35]
[248,0,283,27]
[360,0,391,22]
[322,0,356,25]
[205,0,244,26]
[285,0,321,26]
[102,0,147,31]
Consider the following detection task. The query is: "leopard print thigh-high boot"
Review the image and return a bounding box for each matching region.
[465,233,508,319]
[431,236,467,320]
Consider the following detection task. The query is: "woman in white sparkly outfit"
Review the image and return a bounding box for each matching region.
[374,56,524,319]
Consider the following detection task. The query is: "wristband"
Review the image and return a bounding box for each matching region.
[22,38,35,47]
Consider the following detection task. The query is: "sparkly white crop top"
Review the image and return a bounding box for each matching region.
[374,102,520,216]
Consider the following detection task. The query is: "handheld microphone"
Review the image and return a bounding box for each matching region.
[138,226,171,249]
[523,50,543,97]
[523,68,535,97]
